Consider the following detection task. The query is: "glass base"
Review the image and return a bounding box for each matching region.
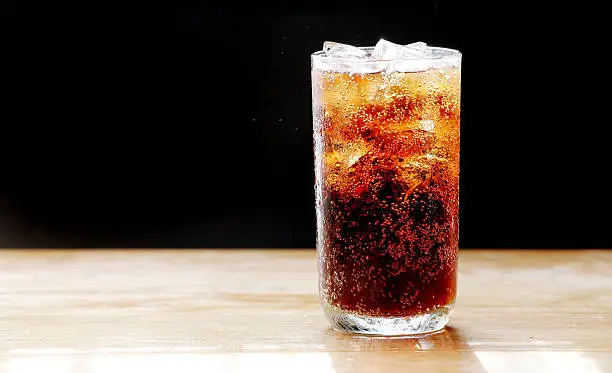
[323,302,454,336]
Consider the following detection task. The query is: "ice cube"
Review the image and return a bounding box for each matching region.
[405,41,428,50]
[373,39,427,60]
[347,150,397,197]
[323,41,369,58]
[414,154,458,197]
[325,141,369,171]
[398,160,432,198]
[314,41,385,73]
[377,129,435,158]
[340,142,368,167]
[406,41,461,68]
[418,119,435,132]
[323,141,373,197]
[372,39,434,72]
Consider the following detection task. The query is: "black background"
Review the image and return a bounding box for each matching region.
[2,1,610,248]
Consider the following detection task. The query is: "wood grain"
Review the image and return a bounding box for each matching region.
[0,249,611,372]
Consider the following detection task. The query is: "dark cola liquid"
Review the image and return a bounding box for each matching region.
[313,68,460,317]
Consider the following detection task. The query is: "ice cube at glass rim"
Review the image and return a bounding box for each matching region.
[311,46,461,73]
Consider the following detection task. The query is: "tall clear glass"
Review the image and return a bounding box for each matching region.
[311,45,461,335]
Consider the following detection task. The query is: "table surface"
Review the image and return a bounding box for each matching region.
[0,249,611,373]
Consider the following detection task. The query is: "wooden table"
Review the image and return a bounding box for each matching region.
[0,249,611,372]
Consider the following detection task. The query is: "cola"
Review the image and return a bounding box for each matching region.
[312,41,461,334]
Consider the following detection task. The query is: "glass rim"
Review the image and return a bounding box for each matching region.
[311,46,461,63]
